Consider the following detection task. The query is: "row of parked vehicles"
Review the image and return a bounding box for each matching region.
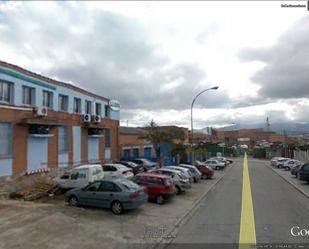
[57,157,233,215]
[270,157,309,184]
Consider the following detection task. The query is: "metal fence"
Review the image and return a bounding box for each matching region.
[293,150,309,163]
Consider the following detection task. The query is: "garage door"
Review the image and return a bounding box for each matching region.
[88,137,99,161]
[27,136,48,171]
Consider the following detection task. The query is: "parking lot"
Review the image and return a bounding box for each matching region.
[0,164,232,249]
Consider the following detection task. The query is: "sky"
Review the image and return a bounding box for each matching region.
[0,1,308,129]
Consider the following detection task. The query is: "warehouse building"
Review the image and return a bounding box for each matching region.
[0,61,120,176]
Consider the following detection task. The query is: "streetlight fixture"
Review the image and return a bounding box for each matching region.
[190,86,219,150]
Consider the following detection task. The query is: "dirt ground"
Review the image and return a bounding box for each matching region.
[0,168,229,249]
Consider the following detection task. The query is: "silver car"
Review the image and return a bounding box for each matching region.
[204,159,225,170]
[283,159,302,171]
[179,164,202,183]
[150,168,191,194]
[165,166,194,183]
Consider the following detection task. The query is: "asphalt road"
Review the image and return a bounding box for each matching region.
[165,157,309,248]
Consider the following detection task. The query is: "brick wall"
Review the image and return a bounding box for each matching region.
[0,106,119,175]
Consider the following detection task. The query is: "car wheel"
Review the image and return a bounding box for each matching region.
[216,166,220,170]
[202,174,208,180]
[155,195,164,205]
[111,201,123,215]
[68,196,79,207]
[175,186,181,195]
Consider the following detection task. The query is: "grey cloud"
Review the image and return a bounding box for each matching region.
[238,16,309,100]
[0,2,231,111]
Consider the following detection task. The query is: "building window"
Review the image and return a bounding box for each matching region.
[95,103,102,116]
[58,94,68,112]
[58,126,68,154]
[0,80,14,104]
[85,100,92,114]
[105,105,110,118]
[22,86,35,105]
[104,128,111,148]
[42,90,53,108]
[73,97,81,114]
[0,122,12,157]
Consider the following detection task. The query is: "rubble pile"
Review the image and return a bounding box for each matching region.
[2,172,60,201]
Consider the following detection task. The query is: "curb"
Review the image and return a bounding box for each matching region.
[266,164,309,199]
[150,162,236,249]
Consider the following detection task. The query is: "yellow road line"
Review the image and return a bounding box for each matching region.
[239,153,256,249]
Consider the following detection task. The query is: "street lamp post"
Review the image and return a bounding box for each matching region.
[190,86,219,160]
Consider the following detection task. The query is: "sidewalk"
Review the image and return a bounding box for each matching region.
[266,163,309,198]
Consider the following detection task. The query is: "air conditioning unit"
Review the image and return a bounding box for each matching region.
[92,115,101,123]
[35,106,48,117]
[82,114,91,123]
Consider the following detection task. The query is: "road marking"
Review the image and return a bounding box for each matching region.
[239,153,256,249]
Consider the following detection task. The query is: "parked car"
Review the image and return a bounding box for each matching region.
[204,159,225,170]
[276,158,290,168]
[270,157,285,167]
[101,164,134,180]
[149,168,191,194]
[131,158,157,172]
[132,173,175,204]
[209,157,228,165]
[291,164,303,177]
[194,161,214,179]
[283,159,302,171]
[179,164,202,182]
[56,164,104,190]
[165,166,194,183]
[210,156,234,164]
[297,163,309,183]
[65,178,148,214]
[114,160,144,175]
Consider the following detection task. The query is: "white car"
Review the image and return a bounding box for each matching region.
[283,159,302,171]
[56,164,104,189]
[102,163,134,179]
[204,159,225,170]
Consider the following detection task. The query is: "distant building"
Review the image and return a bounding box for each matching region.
[119,127,154,160]
[210,128,296,148]
[0,61,120,176]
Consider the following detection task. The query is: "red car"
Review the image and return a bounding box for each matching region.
[194,161,214,179]
[132,173,175,204]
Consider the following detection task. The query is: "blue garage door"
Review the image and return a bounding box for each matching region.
[73,126,81,163]
[27,136,48,171]
[123,149,130,158]
[133,148,139,158]
[88,137,99,161]
[144,147,152,159]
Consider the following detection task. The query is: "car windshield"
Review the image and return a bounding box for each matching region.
[141,159,154,164]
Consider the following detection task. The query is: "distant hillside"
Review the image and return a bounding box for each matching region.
[199,122,309,135]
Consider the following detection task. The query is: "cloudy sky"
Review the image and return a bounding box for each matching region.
[0,1,308,128]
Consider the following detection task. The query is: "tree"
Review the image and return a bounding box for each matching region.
[144,120,186,165]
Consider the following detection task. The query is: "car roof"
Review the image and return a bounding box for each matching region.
[75,164,101,169]
[136,172,168,179]
[167,166,189,171]
[154,168,177,173]
[180,164,195,168]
